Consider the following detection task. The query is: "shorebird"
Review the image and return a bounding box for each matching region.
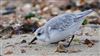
[29,9,93,47]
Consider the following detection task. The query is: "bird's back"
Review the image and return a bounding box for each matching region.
[45,9,93,31]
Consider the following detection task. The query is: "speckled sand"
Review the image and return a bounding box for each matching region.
[0,24,100,56]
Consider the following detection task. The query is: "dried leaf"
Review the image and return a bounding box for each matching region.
[83,39,94,44]
[83,39,94,47]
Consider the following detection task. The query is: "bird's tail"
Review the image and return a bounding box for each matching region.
[76,9,93,18]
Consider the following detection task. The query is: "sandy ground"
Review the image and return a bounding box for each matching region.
[0,24,100,56]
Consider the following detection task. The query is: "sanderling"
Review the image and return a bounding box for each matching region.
[29,9,93,47]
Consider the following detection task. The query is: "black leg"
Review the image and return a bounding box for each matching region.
[29,37,37,45]
[64,35,75,48]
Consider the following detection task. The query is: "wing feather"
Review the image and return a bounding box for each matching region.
[45,14,75,31]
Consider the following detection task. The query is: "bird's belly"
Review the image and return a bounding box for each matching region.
[47,30,70,43]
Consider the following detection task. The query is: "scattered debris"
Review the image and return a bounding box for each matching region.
[34,48,39,51]
[19,20,39,33]
[91,40,99,43]
[6,42,10,44]
[21,40,27,43]
[21,49,26,53]
[89,19,100,24]
[4,50,13,55]
[55,41,81,53]
[55,42,67,53]
[73,38,81,45]
[0,36,2,38]
[82,19,88,25]
[83,39,95,47]
[87,43,93,47]
[0,26,14,39]
[29,45,32,48]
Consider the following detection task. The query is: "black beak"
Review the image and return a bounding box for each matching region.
[29,37,37,45]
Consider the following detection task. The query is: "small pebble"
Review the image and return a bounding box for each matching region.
[0,36,2,38]
[21,49,26,53]
[6,42,10,44]
[88,43,94,47]
[34,48,39,51]
[21,40,27,43]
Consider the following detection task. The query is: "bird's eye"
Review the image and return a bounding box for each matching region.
[37,33,41,36]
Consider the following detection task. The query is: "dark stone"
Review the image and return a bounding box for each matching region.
[0,36,2,38]
[21,40,27,43]
[21,49,26,53]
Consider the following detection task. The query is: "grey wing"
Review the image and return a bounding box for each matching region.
[43,13,75,39]
[48,14,74,31]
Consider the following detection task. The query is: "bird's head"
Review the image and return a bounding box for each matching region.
[35,26,46,42]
